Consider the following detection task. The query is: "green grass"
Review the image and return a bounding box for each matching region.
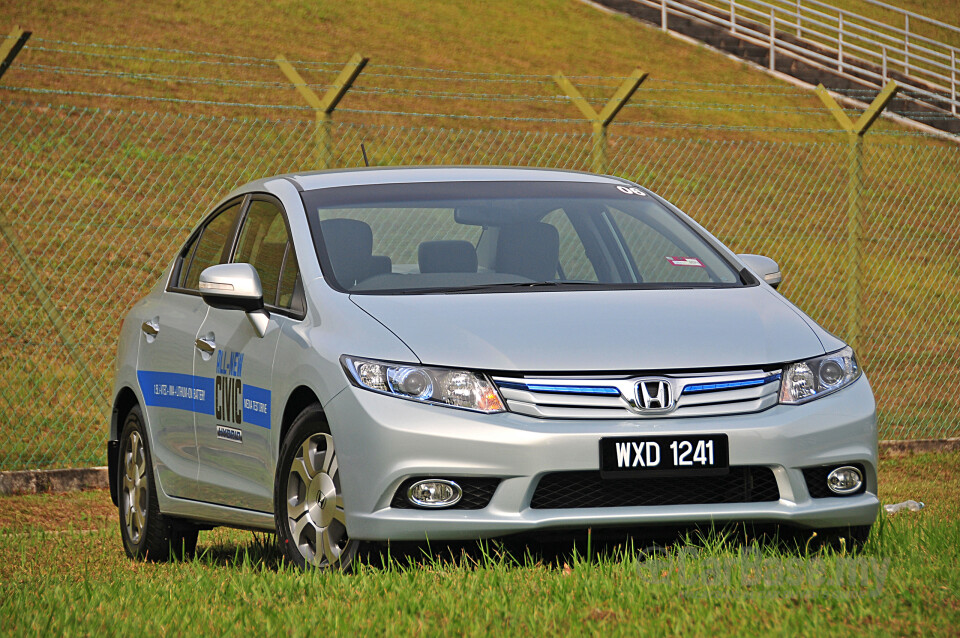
[1,453,958,635]
[0,0,940,139]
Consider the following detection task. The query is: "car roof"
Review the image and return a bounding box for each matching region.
[239,166,630,195]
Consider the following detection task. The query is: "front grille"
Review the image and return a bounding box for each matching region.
[494,370,781,420]
[530,466,779,509]
[802,464,867,498]
[390,477,501,510]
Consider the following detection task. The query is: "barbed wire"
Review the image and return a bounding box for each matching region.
[17,45,913,102]
[3,96,943,142]
[11,63,918,104]
[2,37,955,133]
[19,63,317,90]
[0,86,312,111]
[5,80,954,120]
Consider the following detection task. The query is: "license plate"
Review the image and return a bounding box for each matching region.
[599,434,729,478]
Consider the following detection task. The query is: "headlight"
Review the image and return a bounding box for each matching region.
[780,346,861,404]
[341,356,505,413]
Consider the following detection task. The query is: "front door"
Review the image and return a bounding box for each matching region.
[194,196,300,512]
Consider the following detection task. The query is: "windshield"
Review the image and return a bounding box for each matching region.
[302,180,745,294]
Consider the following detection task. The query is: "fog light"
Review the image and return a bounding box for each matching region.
[407,479,462,508]
[827,466,863,495]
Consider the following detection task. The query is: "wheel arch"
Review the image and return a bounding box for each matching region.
[109,386,141,506]
[111,386,141,440]
[280,385,325,447]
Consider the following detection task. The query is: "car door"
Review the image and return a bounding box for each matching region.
[136,198,244,499]
[194,195,304,512]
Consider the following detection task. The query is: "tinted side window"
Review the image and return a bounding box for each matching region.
[233,199,292,308]
[180,202,242,290]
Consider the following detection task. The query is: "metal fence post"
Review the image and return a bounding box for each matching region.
[815,81,899,348]
[0,25,31,80]
[904,15,910,74]
[554,68,648,174]
[838,13,844,73]
[0,222,103,402]
[845,133,863,346]
[952,49,957,116]
[769,9,776,71]
[661,0,667,31]
[276,53,368,170]
[0,27,108,407]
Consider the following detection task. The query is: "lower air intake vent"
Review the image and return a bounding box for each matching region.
[530,466,779,509]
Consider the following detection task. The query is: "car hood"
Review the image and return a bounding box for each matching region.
[350,286,829,373]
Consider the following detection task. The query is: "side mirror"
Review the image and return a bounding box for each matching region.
[738,254,782,289]
[198,263,270,337]
[199,263,264,311]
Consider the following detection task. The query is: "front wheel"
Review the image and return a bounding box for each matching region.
[274,404,359,570]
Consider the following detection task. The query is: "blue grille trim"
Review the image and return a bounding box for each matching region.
[682,374,781,395]
[496,381,621,396]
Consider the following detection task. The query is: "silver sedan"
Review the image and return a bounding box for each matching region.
[108,167,878,568]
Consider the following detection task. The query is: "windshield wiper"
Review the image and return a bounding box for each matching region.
[432,281,583,294]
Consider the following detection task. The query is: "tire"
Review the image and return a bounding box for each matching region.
[274,403,359,570]
[117,405,199,561]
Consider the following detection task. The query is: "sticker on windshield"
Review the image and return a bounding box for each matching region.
[666,257,705,267]
[616,185,647,196]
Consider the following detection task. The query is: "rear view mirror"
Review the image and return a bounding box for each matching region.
[454,202,522,226]
[738,254,782,289]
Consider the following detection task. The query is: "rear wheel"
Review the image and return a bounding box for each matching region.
[118,405,198,561]
[275,404,358,570]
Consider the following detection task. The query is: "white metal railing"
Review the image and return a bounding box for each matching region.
[636,0,960,117]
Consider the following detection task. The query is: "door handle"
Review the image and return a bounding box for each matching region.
[195,336,216,354]
[141,319,159,337]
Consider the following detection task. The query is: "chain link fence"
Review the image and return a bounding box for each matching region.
[0,97,958,471]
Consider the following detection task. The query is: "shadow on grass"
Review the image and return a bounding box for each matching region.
[376,522,873,570]
[192,532,286,571]
[186,521,877,574]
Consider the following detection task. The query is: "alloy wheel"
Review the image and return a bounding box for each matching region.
[285,433,350,567]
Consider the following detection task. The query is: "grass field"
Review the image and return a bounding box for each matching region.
[0,0,942,137]
[0,452,958,635]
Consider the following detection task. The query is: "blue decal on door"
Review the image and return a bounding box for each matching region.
[137,369,270,429]
[137,371,215,415]
[242,384,271,429]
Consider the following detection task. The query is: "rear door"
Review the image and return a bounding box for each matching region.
[136,198,243,498]
[193,195,304,511]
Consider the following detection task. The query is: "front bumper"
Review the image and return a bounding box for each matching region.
[325,376,879,541]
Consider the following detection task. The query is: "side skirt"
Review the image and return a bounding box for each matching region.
[158,492,275,531]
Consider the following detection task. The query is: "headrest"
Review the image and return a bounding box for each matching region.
[318,219,374,256]
[495,222,560,281]
[418,240,478,274]
[318,219,375,287]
